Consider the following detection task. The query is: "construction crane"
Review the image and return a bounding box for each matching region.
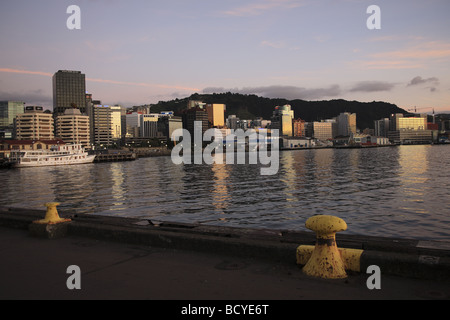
[407,106,434,114]
[407,107,436,123]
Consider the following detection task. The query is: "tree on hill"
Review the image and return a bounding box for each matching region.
[150,93,407,130]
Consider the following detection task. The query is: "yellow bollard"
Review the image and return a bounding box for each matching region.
[301,215,348,279]
[33,202,71,225]
[297,245,363,273]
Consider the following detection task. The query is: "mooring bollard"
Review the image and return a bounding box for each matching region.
[33,202,71,225]
[300,215,349,279]
[29,203,71,239]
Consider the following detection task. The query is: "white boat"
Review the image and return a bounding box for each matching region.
[9,144,96,168]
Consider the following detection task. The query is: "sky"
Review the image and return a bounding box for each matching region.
[1,0,450,113]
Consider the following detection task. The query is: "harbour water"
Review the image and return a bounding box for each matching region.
[1,145,449,241]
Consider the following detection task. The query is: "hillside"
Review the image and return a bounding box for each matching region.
[149,92,408,130]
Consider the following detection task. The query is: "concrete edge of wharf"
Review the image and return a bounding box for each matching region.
[1,206,449,283]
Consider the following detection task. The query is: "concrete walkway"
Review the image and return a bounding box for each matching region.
[1,207,450,302]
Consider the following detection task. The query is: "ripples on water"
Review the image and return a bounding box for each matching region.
[1,145,449,241]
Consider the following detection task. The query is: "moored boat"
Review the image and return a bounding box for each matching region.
[9,144,95,168]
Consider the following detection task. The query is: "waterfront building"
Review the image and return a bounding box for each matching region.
[350,134,391,145]
[293,118,306,137]
[398,115,427,131]
[125,112,142,138]
[90,104,122,146]
[0,101,25,139]
[182,107,209,136]
[14,106,54,140]
[140,114,161,138]
[0,139,65,158]
[388,113,432,144]
[53,70,86,116]
[187,100,206,109]
[251,117,271,129]
[374,118,390,137]
[238,119,250,130]
[55,108,90,147]
[0,101,25,128]
[371,136,390,145]
[158,115,182,141]
[226,115,239,130]
[271,105,294,136]
[388,129,433,144]
[282,137,314,149]
[336,112,357,137]
[312,121,334,141]
[206,104,225,128]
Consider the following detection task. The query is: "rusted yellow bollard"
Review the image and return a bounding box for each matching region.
[302,215,348,279]
[33,202,71,225]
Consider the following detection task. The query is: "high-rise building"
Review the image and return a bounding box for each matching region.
[313,121,334,141]
[336,112,357,137]
[90,104,122,146]
[182,107,209,136]
[0,101,25,138]
[53,70,86,116]
[293,118,306,137]
[0,101,25,127]
[374,118,390,137]
[271,105,294,136]
[158,115,182,141]
[140,114,160,138]
[206,104,225,128]
[187,100,206,109]
[388,113,431,144]
[125,112,142,138]
[55,108,90,147]
[226,115,239,130]
[14,106,54,140]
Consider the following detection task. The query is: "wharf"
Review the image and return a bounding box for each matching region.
[93,151,137,162]
[1,206,449,301]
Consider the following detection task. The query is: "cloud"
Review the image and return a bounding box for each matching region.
[0,68,199,92]
[223,0,305,17]
[349,81,397,93]
[358,40,450,70]
[0,68,52,77]
[359,60,423,70]
[0,89,52,107]
[202,85,342,100]
[260,40,286,49]
[86,77,199,92]
[407,76,440,93]
[407,76,439,86]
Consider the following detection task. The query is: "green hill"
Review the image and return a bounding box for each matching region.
[149,92,407,130]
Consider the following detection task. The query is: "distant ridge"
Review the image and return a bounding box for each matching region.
[150,92,408,130]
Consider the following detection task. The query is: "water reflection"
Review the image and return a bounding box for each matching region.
[398,145,430,215]
[279,151,299,204]
[1,146,449,240]
[110,163,126,210]
[211,161,230,214]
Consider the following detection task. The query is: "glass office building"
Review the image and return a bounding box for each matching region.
[0,101,25,127]
[52,70,86,116]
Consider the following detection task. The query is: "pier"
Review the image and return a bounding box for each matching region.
[0,206,449,301]
[93,151,137,162]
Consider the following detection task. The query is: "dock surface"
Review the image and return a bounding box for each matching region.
[1,207,449,302]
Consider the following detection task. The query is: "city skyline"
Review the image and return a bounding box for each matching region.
[1,0,450,113]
